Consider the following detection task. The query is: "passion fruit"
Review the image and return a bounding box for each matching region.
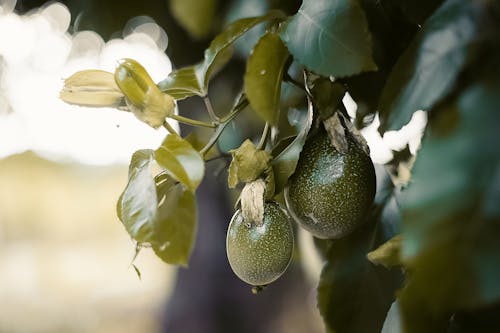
[226,201,294,286]
[284,126,376,239]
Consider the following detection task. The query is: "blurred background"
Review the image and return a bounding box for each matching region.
[0,0,425,332]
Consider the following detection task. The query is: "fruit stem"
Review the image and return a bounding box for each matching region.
[203,96,220,122]
[162,120,178,135]
[257,122,270,150]
[200,98,249,156]
[169,114,216,128]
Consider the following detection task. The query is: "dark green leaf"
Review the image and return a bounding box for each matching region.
[155,134,205,192]
[398,70,500,328]
[169,0,218,39]
[159,11,285,99]
[378,0,482,133]
[271,100,313,194]
[119,150,157,243]
[244,32,289,125]
[280,0,376,77]
[152,179,197,266]
[318,218,402,333]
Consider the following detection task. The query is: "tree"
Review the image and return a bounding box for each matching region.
[60,0,500,332]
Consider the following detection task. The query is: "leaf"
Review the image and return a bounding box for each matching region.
[378,0,482,133]
[280,0,376,77]
[244,32,289,125]
[397,68,500,329]
[152,179,197,266]
[271,100,313,194]
[225,0,269,58]
[155,134,205,192]
[60,70,124,107]
[118,150,157,243]
[169,0,218,39]
[159,11,285,99]
[367,234,402,268]
[228,139,271,188]
[318,217,403,333]
[157,66,204,100]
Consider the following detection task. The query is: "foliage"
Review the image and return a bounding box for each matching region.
[60,0,500,332]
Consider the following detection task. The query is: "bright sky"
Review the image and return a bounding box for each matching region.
[0,1,173,165]
[0,0,426,166]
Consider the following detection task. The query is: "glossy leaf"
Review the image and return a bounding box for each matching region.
[271,100,313,194]
[280,0,376,77]
[228,139,271,188]
[157,66,203,100]
[152,178,197,266]
[60,70,124,107]
[244,32,289,125]
[169,0,218,39]
[397,71,500,330]
[378,0,481,133]
[155,134,205,192]
[318,217,402,333]
[118,150,157,243]
[159,11,285,99]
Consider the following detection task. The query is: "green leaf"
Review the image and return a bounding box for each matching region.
[367,234,402,268]
[271,100,313,194]
[225,0,269,58]
[378,0,482,133]
[155,134,205,192]
[169,0,218,39]
[244,32,289,125]
[152,178,197,266]
[280,0,376,77]
[318,218,402,333]
[397,69,500,328]
[228,139,271,188]
[159,11,285,99]
[118,150,157,242]
[157,66,204,100]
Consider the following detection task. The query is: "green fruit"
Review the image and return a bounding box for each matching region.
[226,201,294,286]
[284,126,376,239]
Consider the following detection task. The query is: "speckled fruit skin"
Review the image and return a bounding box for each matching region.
[284,127,376,239]
[226,202,294,286]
